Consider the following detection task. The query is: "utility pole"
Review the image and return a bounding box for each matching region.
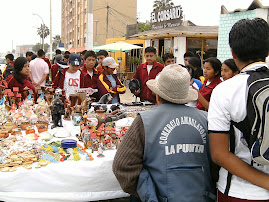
[33,13,45,51]
[86,0,93,50]
[106,5,109,39]
[95,20,98,46]
[50,0,53,60]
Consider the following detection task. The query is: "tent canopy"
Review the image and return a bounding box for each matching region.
[93,41,143,52]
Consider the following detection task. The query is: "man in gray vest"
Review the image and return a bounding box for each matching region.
[113,64,215,202]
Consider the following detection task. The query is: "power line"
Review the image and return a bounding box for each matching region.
[110,7,136,22]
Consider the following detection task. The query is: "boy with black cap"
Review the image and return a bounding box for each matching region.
[52,53,85,98]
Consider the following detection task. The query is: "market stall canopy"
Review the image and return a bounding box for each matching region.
[129,25,218,40]
[93,41,143,52]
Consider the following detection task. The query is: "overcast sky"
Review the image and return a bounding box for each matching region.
[0,0,269,54]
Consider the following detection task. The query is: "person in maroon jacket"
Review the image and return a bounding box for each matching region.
[51,55,63,82]
[52,53,85,98]
[97,57,126,104]
[82,50,99,101]
[195,57,222,111]
[6,57,36,96]
[132,46,164,103]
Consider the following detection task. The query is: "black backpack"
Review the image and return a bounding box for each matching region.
[224,66,269,195]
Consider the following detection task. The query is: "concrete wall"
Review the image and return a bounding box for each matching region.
[217,10,257,62]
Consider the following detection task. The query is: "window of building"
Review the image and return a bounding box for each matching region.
[186,38,217,64]
[84,23,86,32]
[78,39,80,46]
[84,37,86,44]
[164,38,174,54]
[151,40,159,55]
[78,2,80,7]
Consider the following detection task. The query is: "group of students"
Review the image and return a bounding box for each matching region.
[113,17,269,202]
[2,49,127,103]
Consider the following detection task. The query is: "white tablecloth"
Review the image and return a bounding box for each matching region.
[0,120,129,202]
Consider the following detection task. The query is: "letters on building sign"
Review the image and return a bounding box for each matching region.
[151,6,183,30]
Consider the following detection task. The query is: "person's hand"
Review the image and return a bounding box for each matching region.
[96,63,102,69]
[191,84,198,92]
[133,89,140,95]
[35,83,40,87]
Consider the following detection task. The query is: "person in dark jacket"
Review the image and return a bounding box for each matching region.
[3,54,14,79]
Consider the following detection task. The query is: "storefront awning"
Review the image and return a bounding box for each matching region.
[67,46,86,53]
[129,25,218,40]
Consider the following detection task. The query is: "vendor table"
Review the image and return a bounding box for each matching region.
[0,120,129,202]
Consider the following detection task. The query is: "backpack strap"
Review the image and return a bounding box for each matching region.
[57,68,63,88]
[224,121,236,196]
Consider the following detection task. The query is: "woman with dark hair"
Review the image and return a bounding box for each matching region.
[188,57,205,83]
[6,57,35,95]
[221,59,239,81]
[195,57,222,111]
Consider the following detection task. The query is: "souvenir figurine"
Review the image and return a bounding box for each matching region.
[50,89,65,129]
[98,93,113,104]
[97,143,105,158]
[64,102,72,120]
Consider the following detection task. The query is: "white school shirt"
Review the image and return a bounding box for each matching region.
[208,62,269,200]
[147,65,153,75]
[64,70,81,98]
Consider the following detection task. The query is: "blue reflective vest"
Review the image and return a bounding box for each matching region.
[138,103,215,202]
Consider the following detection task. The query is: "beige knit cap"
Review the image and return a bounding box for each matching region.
[146,64,198,104]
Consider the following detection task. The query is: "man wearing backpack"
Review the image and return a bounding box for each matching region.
[208,18,269,201]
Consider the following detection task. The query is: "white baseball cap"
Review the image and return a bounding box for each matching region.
[102,57,119,69]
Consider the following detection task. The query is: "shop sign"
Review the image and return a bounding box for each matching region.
[151,6,183,30]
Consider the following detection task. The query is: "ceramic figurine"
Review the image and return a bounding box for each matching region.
[64,102,72,120]
[50,92,65,129]
[97,143,105,158]
[98,93,113,104]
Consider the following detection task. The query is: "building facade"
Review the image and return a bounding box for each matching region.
[217,1,269,62]
[61,0,137,52]
[129,5,218,65]
[15,45,35,58]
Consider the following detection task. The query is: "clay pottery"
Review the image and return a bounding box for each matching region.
[26,126,35,135]
[0,130,9,138]
[38,124,48,133]
[4,122,18,133]
[20,122,32,130]
[96,110,106,128]
[77,92,86,105]
[11,128,22,135]
[69,94,78,107]
[36,121,49,129]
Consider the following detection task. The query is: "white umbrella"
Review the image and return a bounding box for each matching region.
[93,41,143,51]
